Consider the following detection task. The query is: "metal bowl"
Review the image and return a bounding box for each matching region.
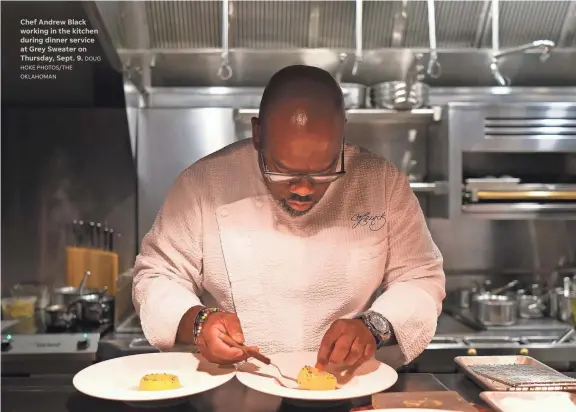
[371,81,429,110]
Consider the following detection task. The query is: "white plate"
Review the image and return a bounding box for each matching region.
[480,391,576,412]
[235,351,398,401]
[73,352,235,405]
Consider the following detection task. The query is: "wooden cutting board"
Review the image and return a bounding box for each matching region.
[372,391,479,411]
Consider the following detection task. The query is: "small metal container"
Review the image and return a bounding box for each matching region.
[72,295,115,325]
[557,288,574,322]
[44,304,75,329]
[472,294,518,326]
[340,83,368,109]
[518,295,545,319]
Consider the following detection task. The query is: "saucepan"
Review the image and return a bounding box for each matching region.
[471,294,518,326]
[71,294,115,325]
[44,304,76,329]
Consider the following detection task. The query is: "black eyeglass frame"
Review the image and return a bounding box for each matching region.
[258,141,346,185]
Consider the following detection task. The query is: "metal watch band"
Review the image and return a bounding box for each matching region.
[356,311,392,349]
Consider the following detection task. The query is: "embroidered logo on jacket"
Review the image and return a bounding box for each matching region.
[351,212,386,231]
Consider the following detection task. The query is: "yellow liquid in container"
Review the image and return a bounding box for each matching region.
[2,297,36,319]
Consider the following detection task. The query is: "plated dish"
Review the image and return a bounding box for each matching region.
[235,351,398,401]
[72,352,236,405]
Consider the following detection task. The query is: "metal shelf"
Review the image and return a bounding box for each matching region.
[234,107,443,125]
[411,181,449,195]
[462,203,576,220]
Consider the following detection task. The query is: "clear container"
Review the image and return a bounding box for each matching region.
[1,296,37,319]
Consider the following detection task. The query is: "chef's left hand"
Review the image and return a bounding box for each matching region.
[316,319,377,371]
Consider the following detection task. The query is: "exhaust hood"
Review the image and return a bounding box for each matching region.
[86,0,576,87]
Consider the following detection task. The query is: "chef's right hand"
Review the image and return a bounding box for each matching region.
[197,311,259,365]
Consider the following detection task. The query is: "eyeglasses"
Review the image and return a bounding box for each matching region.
[259,142,346,185]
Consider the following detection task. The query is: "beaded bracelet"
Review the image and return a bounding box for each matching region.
[193,307,219,345]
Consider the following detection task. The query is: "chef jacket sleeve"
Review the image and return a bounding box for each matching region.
[132,170,204,350]
[369,165,446,364]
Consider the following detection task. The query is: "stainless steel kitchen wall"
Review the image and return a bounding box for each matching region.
[136,109,239,242]
[135,106,576,284]
[138,108,576,284]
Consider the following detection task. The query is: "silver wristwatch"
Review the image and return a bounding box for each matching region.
[361,310,392,349]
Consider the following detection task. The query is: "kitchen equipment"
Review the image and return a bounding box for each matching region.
[472,294,517,326]
[555,326,576,344]
[52,286,106,307]
[371,80,429,110]
[72,352,236,406]
[1,311,112,375]
[66,248,119,294]
[11,282,50,309]
[470,364,576,388]
[455,355,576,391]
[491,280,519,296]
[1,296,37,320]
[333,53,367,109]
[372,391,478,412]
[351,0,363,75]
[217,0,232,80]
[44,304,76,330]
[390,0,408,48]
[371,51,428,110]
[558,279,574,322]
[66,221,120,293]
[426,0,441,79]
[235,351,398,401]
[72,294,115,325]
[518,295,545,319]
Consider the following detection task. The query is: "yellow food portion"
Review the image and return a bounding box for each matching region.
[138,373,181,391]
[296,366,338,391]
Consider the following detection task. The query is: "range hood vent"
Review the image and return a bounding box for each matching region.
[96,0,576,51]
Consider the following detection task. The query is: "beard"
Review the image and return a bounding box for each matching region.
[278,194,316,217]
[279,199,310,217]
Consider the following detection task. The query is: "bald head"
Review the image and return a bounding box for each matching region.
[251,65,347,217]
[259,65,345,129]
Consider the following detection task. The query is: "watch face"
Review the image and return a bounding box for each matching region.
[366,312,389,335]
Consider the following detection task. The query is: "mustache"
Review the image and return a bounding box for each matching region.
[288,194,312,202]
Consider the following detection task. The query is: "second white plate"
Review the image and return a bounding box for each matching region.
[236,351,398,401]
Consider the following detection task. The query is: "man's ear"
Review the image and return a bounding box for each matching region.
[251,117,261,151]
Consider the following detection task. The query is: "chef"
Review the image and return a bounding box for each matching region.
[133,65,445,371]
